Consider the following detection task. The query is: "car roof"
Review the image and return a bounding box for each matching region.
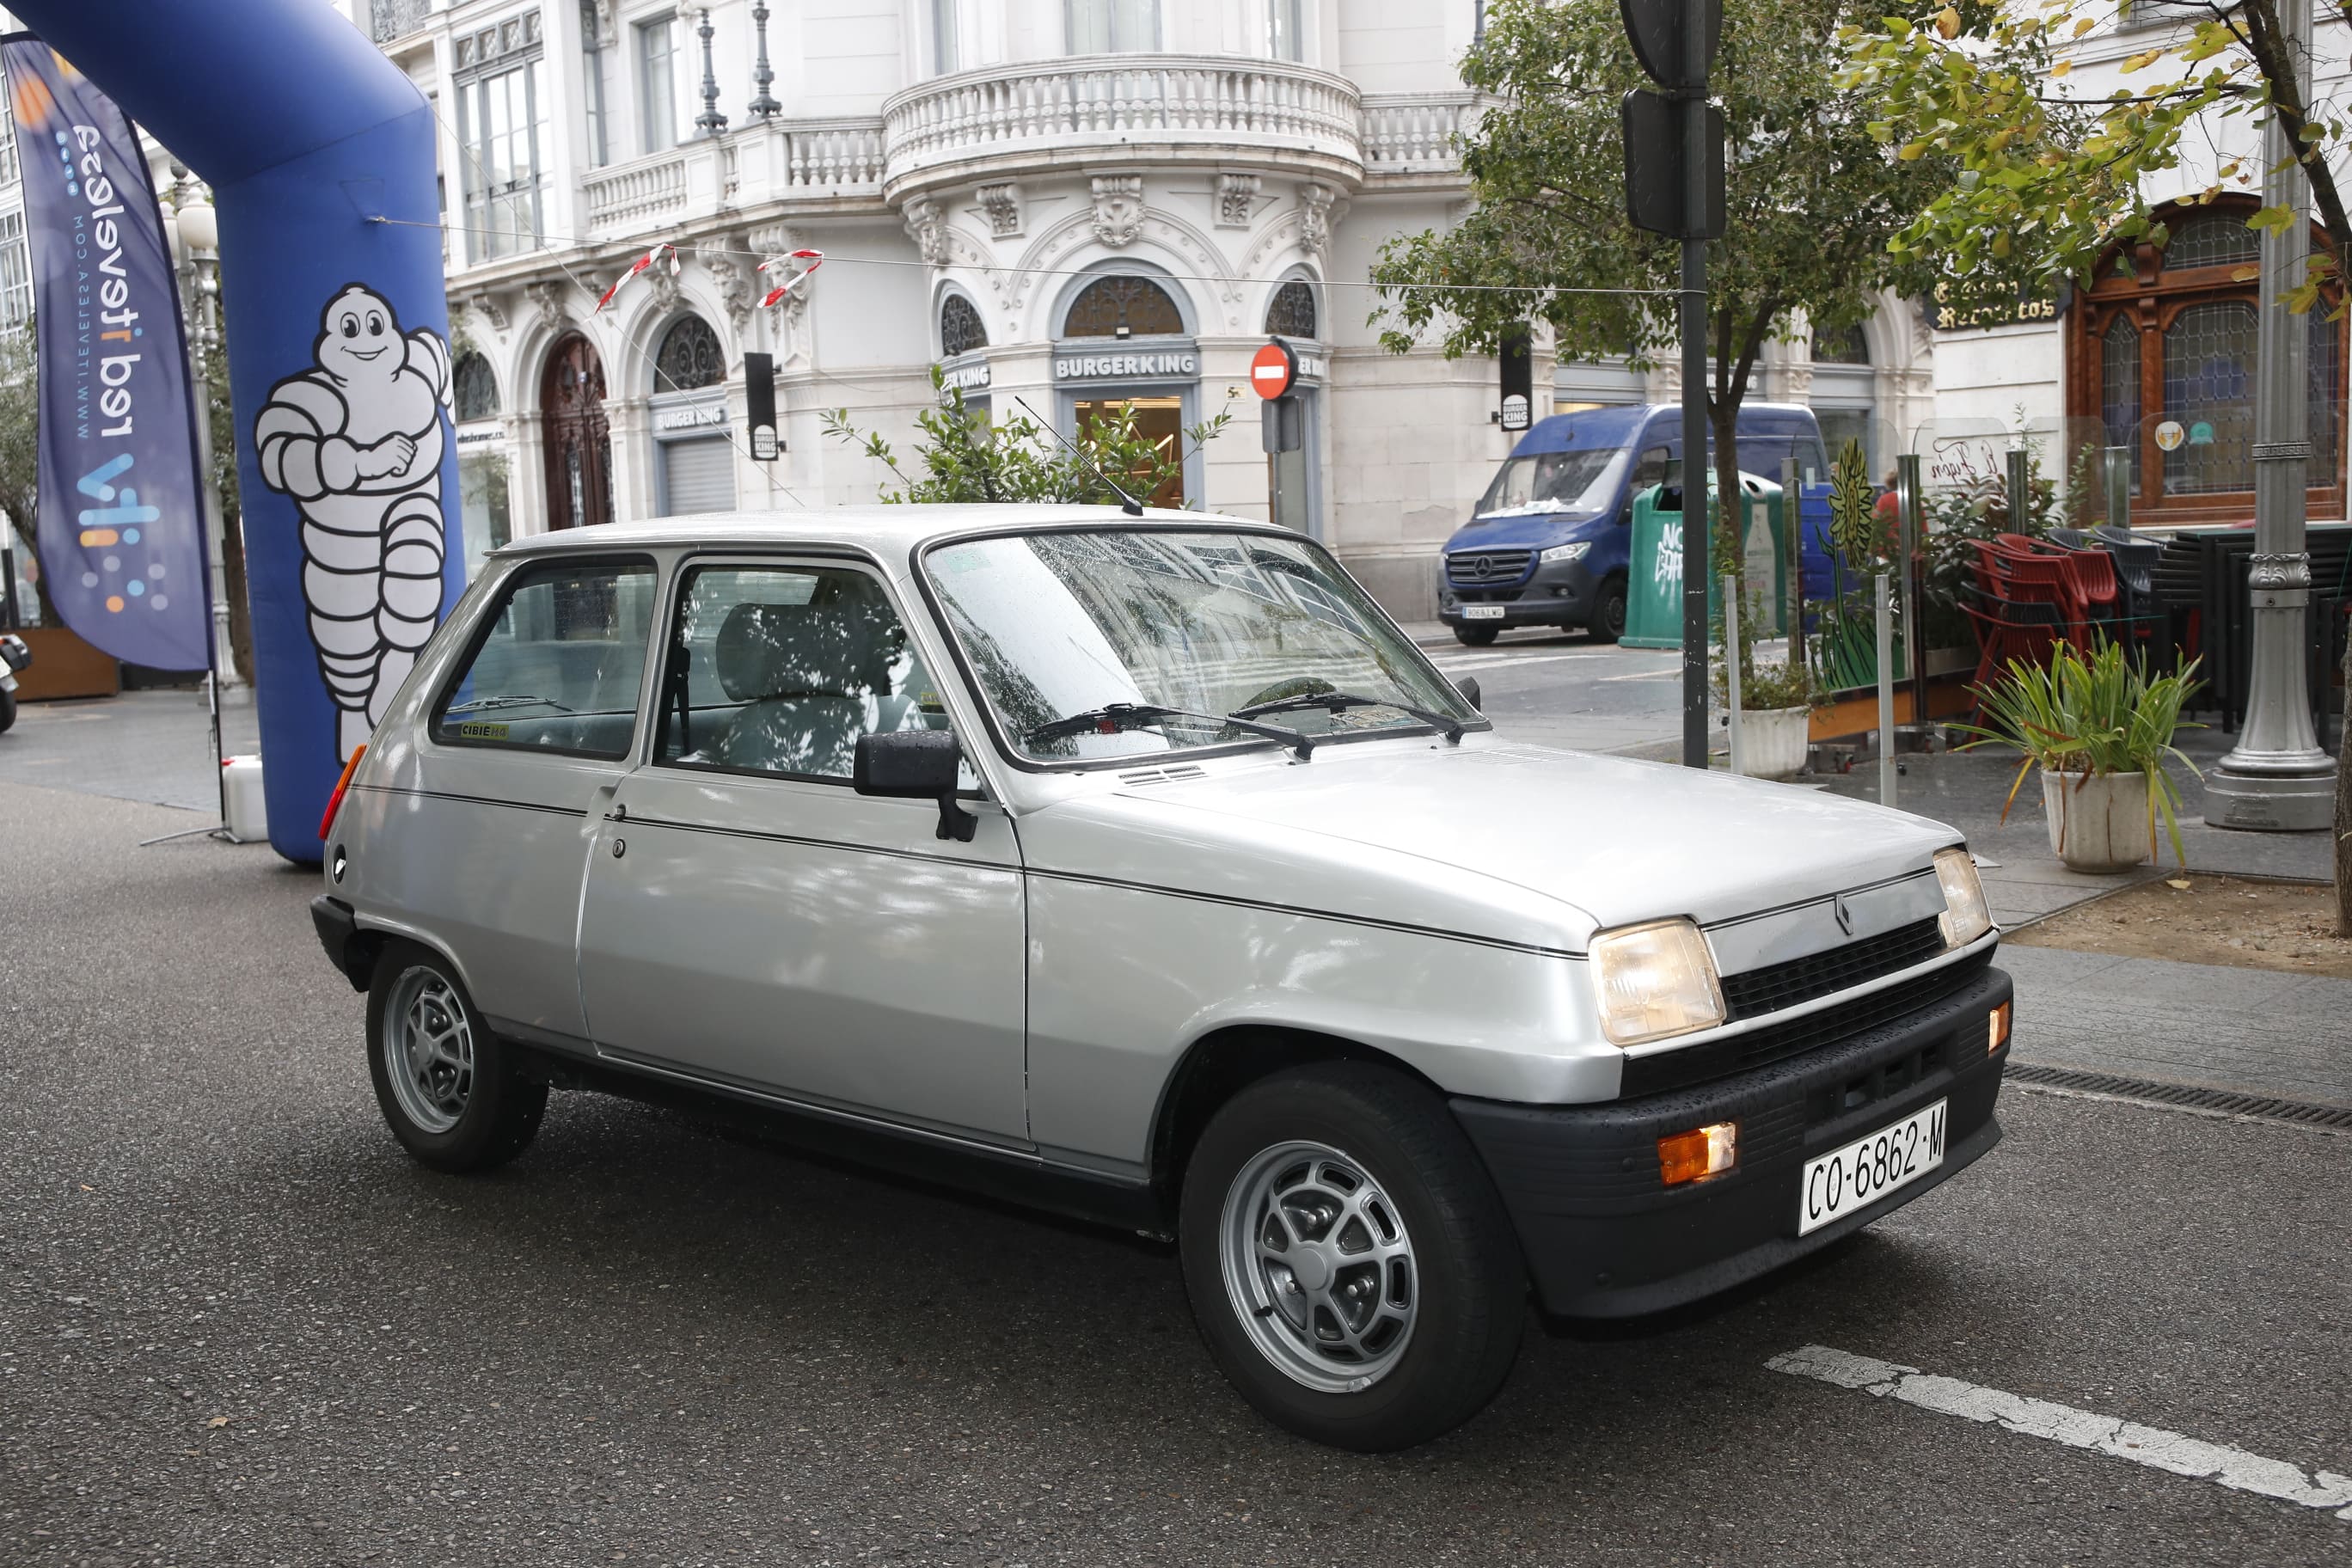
[489,504,1265,560]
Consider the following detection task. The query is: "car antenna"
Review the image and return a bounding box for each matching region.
[1014,396,1147,517]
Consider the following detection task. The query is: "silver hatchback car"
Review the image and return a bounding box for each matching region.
[313,506,2012,1450]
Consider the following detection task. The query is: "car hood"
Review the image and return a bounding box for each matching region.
[1017,738,1961,952]
[1442,511,1609,553]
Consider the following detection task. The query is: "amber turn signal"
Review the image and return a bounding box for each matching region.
[1988,1000,2013,1056]
[1658,1121,1738,1186]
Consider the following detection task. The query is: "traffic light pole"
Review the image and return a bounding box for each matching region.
[1676,0,1710,771]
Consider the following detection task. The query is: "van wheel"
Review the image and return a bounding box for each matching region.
[1178,1063,1524,1451]
[0,687,15,734]
[1451,624,1499,647]
[1589,577,1627,643]
[365,942,546,1173]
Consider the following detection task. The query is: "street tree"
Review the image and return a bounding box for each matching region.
[1369,0,1949,596]
[1844,0,2352,932]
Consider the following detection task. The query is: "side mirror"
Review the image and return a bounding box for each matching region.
[854,730,977,842]
[1454,676,1482,712]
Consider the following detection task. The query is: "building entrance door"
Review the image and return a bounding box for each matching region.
[1075,395,1185,507]
[542,333,613,530]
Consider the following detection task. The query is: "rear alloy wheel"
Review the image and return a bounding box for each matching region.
[1451,624,1500,647]
[365,942,546,1173]
[1179,1063,1524,1451]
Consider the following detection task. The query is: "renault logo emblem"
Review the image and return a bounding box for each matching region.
[1832,894,1855,937]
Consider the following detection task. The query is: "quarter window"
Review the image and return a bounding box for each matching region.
[432,559,658,757]
[654,565,954,782]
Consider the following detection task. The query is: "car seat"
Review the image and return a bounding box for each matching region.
[707,579,907,776]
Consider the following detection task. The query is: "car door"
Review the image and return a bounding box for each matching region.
[573,554,1030,1145]
[371,553,660,1044]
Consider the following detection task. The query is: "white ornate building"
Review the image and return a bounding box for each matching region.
[360,0,1930,617]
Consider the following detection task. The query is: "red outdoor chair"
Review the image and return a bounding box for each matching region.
[1975,541,2092,642]
[1958,587,2065,720]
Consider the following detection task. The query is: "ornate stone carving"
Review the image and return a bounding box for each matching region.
[524,279,571,326]
[976,182,1022,238]
[702,244,753,332]
[2248,552,2314,590]
[902,197,948,265]
[746,223,795,257]
[1090,175,1144,249]
[646,256,683,316]
[464,291,509,337]
[584,0,616,47]
[1216,173,1261,228]
[1296,183,1336,258]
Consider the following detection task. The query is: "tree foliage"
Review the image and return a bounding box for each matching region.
[1844,0,2349,314]
[0,322,46,626]
[823,370,1237,508]
[1369,0,1951,576]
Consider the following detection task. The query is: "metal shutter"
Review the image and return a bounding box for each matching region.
[659,437,737,516]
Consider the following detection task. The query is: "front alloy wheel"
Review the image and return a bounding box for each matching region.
[1221,1141,1418,1393]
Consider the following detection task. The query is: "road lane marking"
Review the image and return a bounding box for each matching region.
[1596,668,1681,682]
[1767,1345,2352,1522]
[1428,652,1617,672]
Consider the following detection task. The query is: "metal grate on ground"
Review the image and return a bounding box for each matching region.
[2005,1063,2352,1130]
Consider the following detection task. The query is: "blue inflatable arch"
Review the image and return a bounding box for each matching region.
[13,0,457,861]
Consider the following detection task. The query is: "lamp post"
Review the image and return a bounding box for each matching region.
[170,175,243,695]
[693,9,728,137]
[747,0,781,119]
[2207,0,2336,830]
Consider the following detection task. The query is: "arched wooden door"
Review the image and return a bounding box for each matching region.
[542,333,613,530]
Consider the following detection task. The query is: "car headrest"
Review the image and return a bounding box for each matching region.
[713,591,898,703]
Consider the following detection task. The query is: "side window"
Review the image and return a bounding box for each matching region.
[432,559,657,758]
[1628,444,1670,498]
[655,563,959,782]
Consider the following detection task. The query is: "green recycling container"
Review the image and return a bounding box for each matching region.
[1620,472,1788,651]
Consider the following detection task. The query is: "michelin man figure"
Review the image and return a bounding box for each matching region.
[256,285,452,761]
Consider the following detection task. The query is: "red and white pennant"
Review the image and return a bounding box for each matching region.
[758,248,824,307]
[592,242,681,314]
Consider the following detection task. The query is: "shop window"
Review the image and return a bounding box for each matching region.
[1064,275,1183,340]
[940,293,988,358]
[1265,279,1317,340]
[653,314,725,392]
[454,351,500,423]
[1811,322,1868,364]
[2067,197,2345,524]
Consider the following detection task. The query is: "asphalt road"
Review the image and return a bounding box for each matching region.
[4,781,2349,1568]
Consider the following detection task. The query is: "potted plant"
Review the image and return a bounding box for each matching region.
[1958,639,2203,872]
[1718,654,1820,778]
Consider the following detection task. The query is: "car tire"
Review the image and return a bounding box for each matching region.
[0,686,15,735]
[1588,576,1628,644]
[1451,624,1500,647]
[1178,1063,1525,1451]
[365,941,546,1173]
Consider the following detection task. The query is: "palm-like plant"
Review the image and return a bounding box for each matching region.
[1957,638,2204,865]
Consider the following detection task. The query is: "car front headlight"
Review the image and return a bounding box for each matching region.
[1589,917,1725,1046]
[1933,847,1994,949]
[1540,541,1592,565]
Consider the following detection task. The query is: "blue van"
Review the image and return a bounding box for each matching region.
[1436,403,1830,645]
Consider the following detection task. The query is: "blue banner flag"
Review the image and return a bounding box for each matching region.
[3,39,210,671]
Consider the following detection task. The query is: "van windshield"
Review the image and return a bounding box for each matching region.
[1477,447,1630,518]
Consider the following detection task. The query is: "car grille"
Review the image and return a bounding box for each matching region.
[1618,951,1993,1099]
[1446,548,1534,585]
[1719,916,1948,1021]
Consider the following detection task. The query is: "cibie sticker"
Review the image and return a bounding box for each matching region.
[454,721,511,741]
[2154,420,2185,452]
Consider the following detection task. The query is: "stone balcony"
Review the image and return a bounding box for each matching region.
[879,54,1367,201]
[573,116,891,245]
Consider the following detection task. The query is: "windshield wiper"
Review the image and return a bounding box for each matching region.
[1024,701,1315,761]
[444,695,576,714]
[1232,689,1467,744]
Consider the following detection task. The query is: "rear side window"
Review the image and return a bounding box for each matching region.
[431,559,658,758]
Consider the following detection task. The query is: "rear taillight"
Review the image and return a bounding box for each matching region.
[318,744,366,840]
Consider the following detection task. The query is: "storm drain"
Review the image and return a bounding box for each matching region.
[2005,1063,2352,1130]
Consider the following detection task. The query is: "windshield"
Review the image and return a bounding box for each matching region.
[924,529,1484,765]
[1477,447,1630,518]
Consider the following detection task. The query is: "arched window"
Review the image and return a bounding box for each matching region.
[940,293,988,358]
[1810,323,1868,364]
[1063,275,1183,339]
[1265,279,1317,340]
[652,313,725,391]
[453,351,499,422]
[2067,197,2344,524]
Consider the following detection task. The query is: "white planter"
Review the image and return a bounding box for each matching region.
[1739,707,1812,780]
[2040,769,2151,873]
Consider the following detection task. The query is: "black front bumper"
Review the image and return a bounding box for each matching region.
[1453,962,2012,1319]
[1437,556,1599,628]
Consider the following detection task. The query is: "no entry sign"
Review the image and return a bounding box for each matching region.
[1250,340,1298,400]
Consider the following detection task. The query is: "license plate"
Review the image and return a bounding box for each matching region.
[1462,604,1506,621]
[1798,1099,1946,1235]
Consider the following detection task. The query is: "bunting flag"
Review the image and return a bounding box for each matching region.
[759,248,823,308]
[592,242,679,315]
